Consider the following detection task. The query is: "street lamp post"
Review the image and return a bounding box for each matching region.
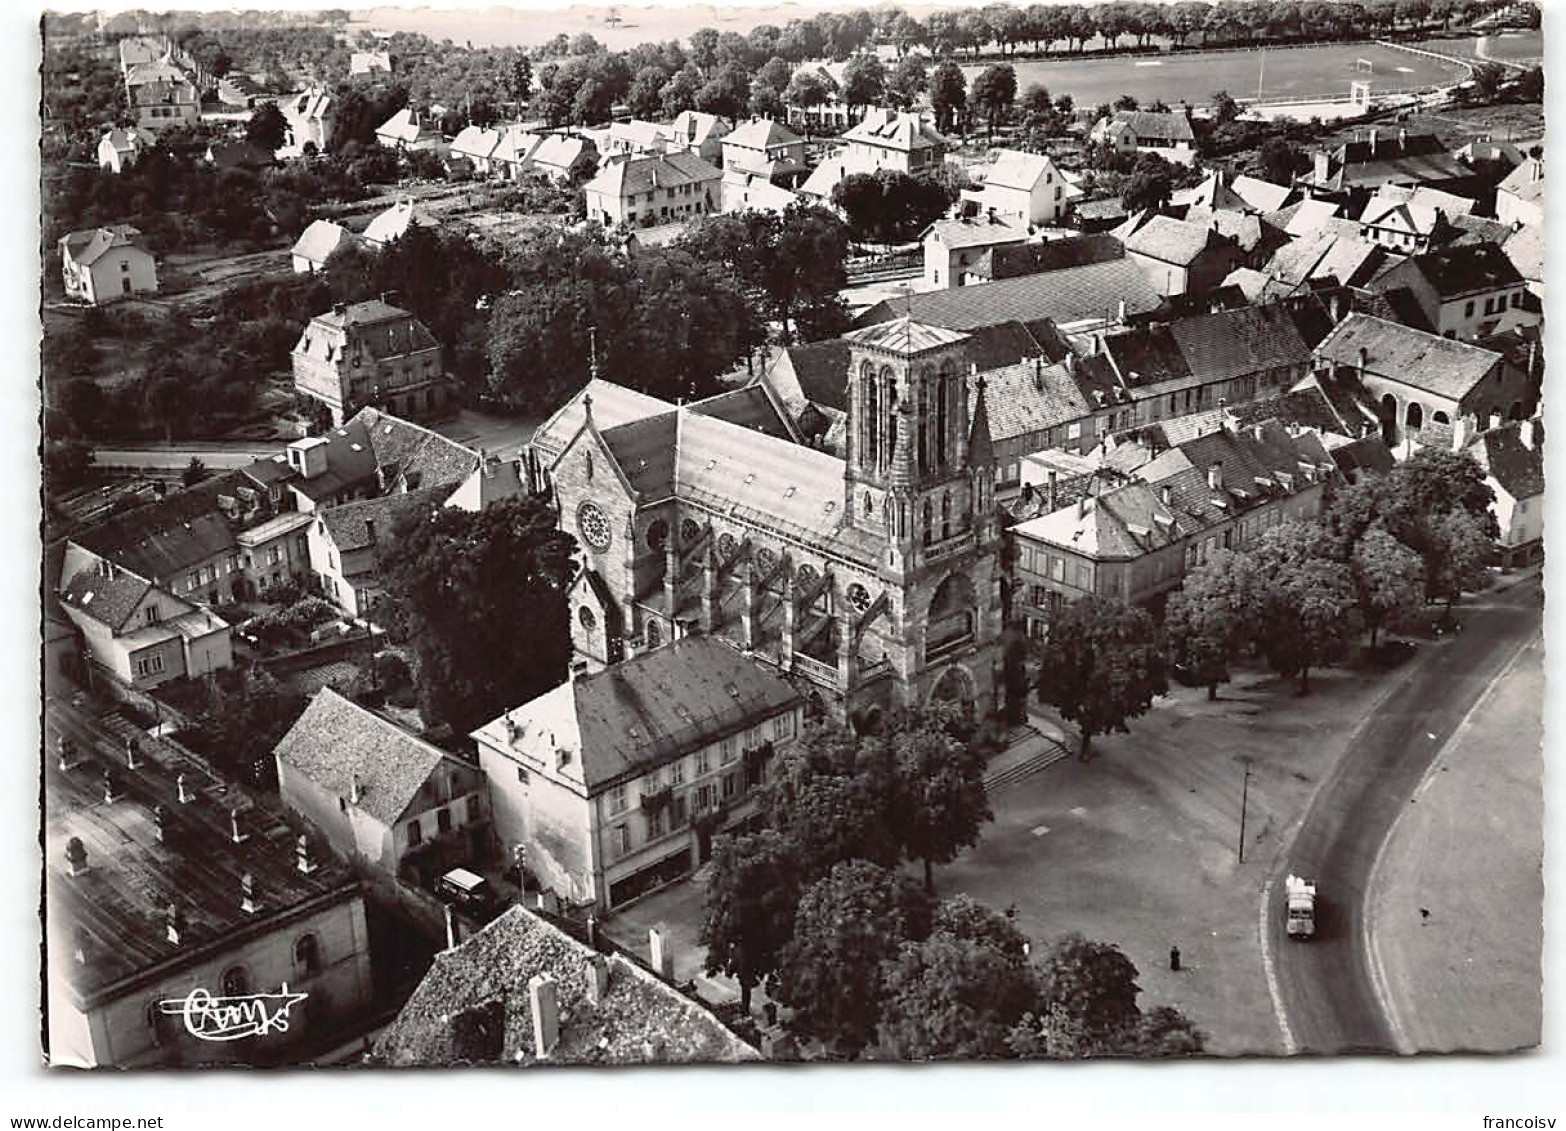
[1238,760,1252,864]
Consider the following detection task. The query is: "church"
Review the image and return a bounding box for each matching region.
[525,317,1006,730]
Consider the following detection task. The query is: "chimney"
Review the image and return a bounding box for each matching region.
[1313,150,1329,183]
[1046,469,1058,511]
[1117,298,1127,323]
[56,735,80,772]
[349,773,362,805]
[1398,127,1407,149]
[125,737,140,771]
[1357,346,1369,377]
[239,871,259,914]
[529,974,560,1058]
[1160,484,1172,507]
[296,833,319,874]
[176,772,192,803]
[1369,127,1378,154]
[1077,494,1092,519]
[165,904,185,947]
[649,927,675,979]
[152,804,167,842]
[1532,158,1543,183]
[102,769,122,804]
[64,836,88,877]
[1519,419,1535,450]
[229,807,248,845]
[333,302,347,317]
[364,518,377,545]
[1033,356,1044,391]
[584,954,610,1006]
[1208,461,1223,490]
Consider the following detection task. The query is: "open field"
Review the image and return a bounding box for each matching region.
[965,41,1469,110]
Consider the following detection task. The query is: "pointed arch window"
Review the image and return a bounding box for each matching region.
[922,499,932,546]
[941,491,951,540]
[862,367,879,469]
[916,380,928,472]
[936,372,950,467]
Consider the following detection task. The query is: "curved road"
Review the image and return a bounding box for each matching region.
[1266,574,1543,1054]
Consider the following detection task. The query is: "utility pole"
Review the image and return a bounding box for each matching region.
[1238,760,1252,864]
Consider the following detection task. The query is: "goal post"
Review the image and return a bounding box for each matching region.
[1355,57,1375,74]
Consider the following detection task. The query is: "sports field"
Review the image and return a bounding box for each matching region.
[964,41,1470,110]
[1413,31,1543,63]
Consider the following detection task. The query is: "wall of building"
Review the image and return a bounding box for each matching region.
[277,763,396,874]
[50,893,373,1068]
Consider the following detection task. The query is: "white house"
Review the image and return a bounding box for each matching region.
[290,219,357,274]
[922,212,1029,288]
[375,107,442,151]
[1463,417,1543,568]
[979,149,1072,227]
[280,87,334,156]
[97,126,155,174]
[58,225,159,305]
[1090,109,1197,165]
[1495,155,1544,228]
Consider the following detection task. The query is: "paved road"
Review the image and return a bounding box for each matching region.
[1267,574,1543,1053]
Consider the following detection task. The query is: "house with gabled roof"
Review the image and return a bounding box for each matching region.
[291,218,358,274]
[97,126,155,174]
[58,560,231,690]
[373,903,759,1066]
[1366,242,1534,340]
[491,125,545,180]
[1090,109,1196,164]
[584,151,721,229]
[668,109,730,164]
[979,149,1077,228]
[1123,215,1243,298]
[922,212,1030,289]
[1496,155,1544,228]
[275,688,489,887]
[1303,128,1473,199]
[375,107,442,151]
[470,635,801,910]
[280,87,334,156]
[840,108,948,176]
[59,224,158,305]
[529,134,595,182]
[449,124,503,174]
[1463,418,1543,567]
[1311,313,1513,452]
[721,118,808,183]
[1229,174,1293,214]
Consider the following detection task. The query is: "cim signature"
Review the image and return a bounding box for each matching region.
[157,985,308,1041]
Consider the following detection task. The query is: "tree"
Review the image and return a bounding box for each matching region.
[929,59,968,134]
[762,722,902,879]
[1006,933,1201,1058]
[878,898,1037,1059]
[1211,89,1241,127]
[1113,93,1140,111]
[1467,61,1506,104]
[689,26,721,73]
[1164,548,1263,699]
[841,54,886,119]
[628,65,669,118]
[699,830,800,1012]
[1422,508,1494,610]
[1034,595,1166,761]
[750,55,794,119]
[1260,137,1301,185]
[886,707,991,892]
[1252,521,1362,693]
[697,62,751,124]
[831,168,952,245]
[773,860,931,1057]
[1123,152,1175,211]
[245,100,287,152]
[1350,525,1425,648]
[377,495,576,735]
[782,70,829,138]
[181,455,210,488]
[659,66,701,118]
[506,53,533,103]
[189,666,306,789]
[971,63,1018,139]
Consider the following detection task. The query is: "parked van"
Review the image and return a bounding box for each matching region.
[435,868,493,914]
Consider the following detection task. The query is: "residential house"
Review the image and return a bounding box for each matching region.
[1171,171,1249,213]
[603,119,674,160]
[1089,109,1197,165]
[762,338,852,447]
[129,77,199,130]
[1310,313,1514,450]
[279,87,334,157]
[290,219,357,274]
[961,233,1124,286]
[1302,128,1473,199]
[922,213,1030,288]
[1463,418,1544,567]
[855,256,1162,334]
[97,126,155,174]
[720,118,808,184]
[361,197,439,249]
[59,225,158,306]
[583,151,722,229]
[350,50,393,75]
[668,109,730,165]
[1180,208,1288,270]
[373,904,759,1066]
[304,487,444,616]
[974,355,1102,487]
[528,134,594,182]
[275,688,490,888]
[44,704,372,1067]
[58,563,231,690]
[784,59,855,131]
[116,34,167,75]
[1008,421,1334,631]
[976,149,1072,227]
[1072,196,1131,233]
[292,297,449,426]
[1502,223,1543,300]
[470,636,802,911]
[375,108,442,151]
[1122,215,1243,298]
[720,168,801,215]
[490,125,544,180]
[1242,229,1387,300]
[449,124,502,175]
[1366,242,1534,340]
[1454,136,1525,169]
[1355,195,1448,253]
[1228,174,1293,214]
[1495,155,1544,228]
[203,139,273,171]
[840,108,947,175]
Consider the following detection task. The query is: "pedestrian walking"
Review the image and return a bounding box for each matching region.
[1170,945,1181,972]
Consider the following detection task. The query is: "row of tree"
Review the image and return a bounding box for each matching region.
[1029,449,1498,765]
